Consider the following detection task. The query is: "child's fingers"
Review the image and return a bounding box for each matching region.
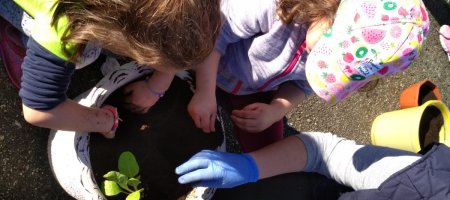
[100,131,116,139]
[200,116,212,133]
[241,103,261,111]
[231,115,257,131]
[192,115,202,131]
[101,104,115,110]
[232,109,258,119]
[209,113,216,132]
[194,116,210,133]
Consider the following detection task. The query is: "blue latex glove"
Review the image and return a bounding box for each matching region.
[175,150,259,188]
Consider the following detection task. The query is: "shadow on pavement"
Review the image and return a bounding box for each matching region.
[424,0,450,25]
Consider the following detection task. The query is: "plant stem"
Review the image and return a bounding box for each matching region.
[121,186,134,193]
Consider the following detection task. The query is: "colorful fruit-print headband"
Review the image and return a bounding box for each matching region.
[305,0,430,104]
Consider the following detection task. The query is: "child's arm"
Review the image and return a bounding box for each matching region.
[22,70,174,138]
[123,71,174,113]
[231,82,307,133]
[22,100,118,138]
[175,134,308,188]
[176,132,421,189]
[188,50,221,133]
[271,81,307,117]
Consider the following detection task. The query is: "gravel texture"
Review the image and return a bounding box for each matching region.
[0,2,448,199]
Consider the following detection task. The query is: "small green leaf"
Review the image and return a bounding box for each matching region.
[103,180,122,196]
[126,190,141,200]
[117,173,132,192]
[128,178,141,189]
[103,171,122,182]
[119,151,140,178]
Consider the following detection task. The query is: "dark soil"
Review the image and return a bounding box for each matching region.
[419,106,443,148]
[418,83,439,105]
[90,75,223,200]
[89,74,353,200]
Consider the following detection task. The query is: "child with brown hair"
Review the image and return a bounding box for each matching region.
[3,0,221,138]
[191,0,429,152]
[188,0,340,151]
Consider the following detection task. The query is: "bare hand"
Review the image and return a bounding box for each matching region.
[230,103,279,133]
[188,92,217,133]
[99,105,119,139]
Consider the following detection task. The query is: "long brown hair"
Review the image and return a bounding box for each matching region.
[277,0,339,26]
[53,0,221,69]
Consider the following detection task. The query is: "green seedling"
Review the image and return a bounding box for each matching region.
[102,151,144,200]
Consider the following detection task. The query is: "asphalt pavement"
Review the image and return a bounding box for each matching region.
[0,1,449,199]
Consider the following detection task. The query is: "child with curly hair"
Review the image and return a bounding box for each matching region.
[1,0,221,138]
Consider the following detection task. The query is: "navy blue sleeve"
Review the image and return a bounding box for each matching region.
[19,38,75,110]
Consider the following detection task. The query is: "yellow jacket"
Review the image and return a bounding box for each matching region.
[14,0,74,60]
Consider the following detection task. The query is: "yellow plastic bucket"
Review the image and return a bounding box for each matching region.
[371,100,450,152]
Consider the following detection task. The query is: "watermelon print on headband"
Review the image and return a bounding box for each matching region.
[305,0,430,104]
